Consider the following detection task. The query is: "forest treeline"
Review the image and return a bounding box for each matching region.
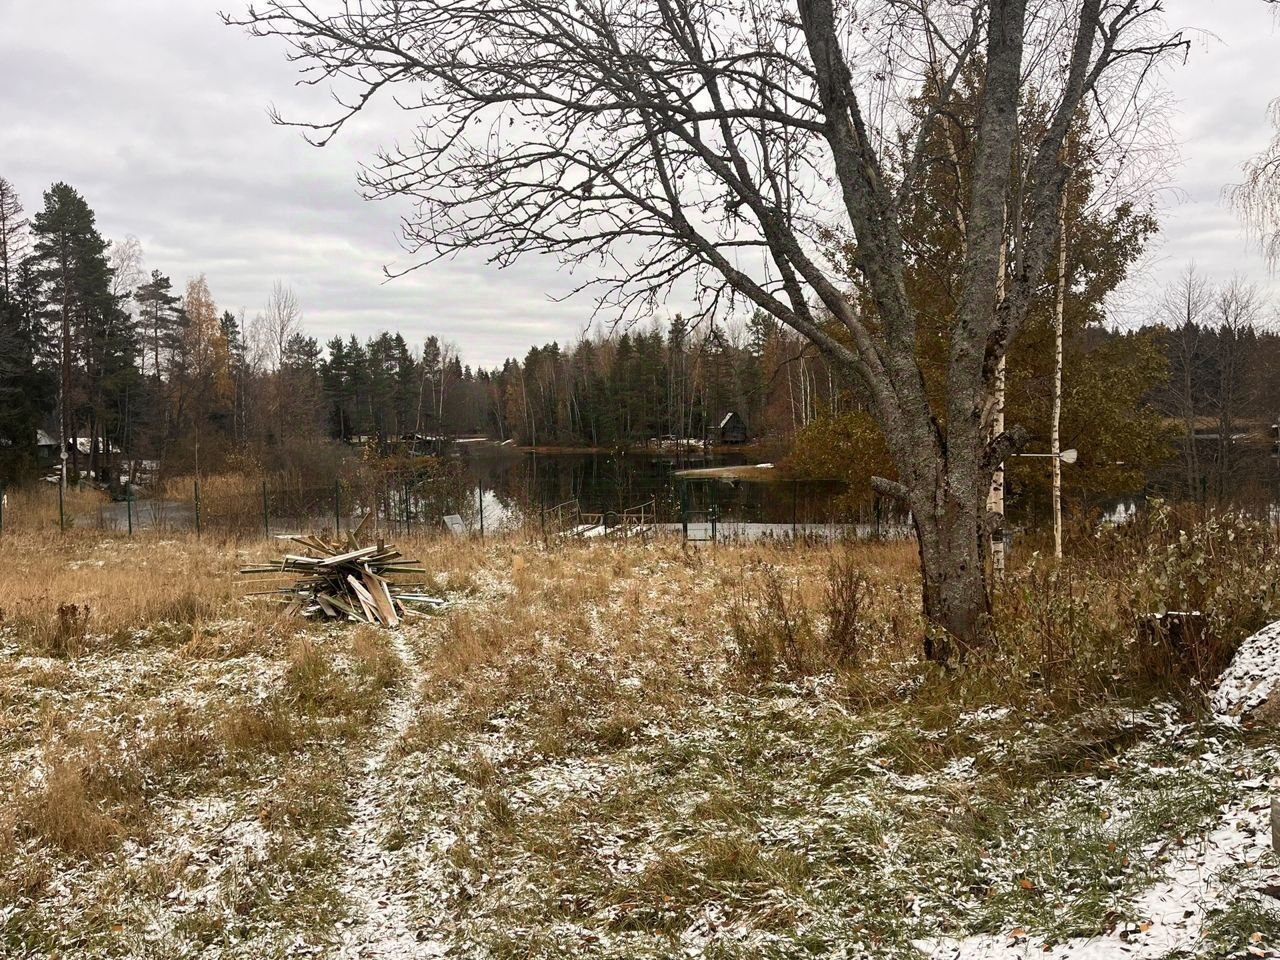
[0,176,851,483]
[0,174,1277,506]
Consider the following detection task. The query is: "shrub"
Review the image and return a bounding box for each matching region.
[993,502,1280,707]
[731,550,875,678]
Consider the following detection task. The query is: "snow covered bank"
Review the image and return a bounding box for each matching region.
[1213,620,1280,721]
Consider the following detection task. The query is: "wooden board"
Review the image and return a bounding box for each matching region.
[361,569,399,627]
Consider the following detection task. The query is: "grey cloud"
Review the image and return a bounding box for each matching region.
[1,0,1277,374]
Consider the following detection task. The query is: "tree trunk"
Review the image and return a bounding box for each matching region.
[914,480,991,661]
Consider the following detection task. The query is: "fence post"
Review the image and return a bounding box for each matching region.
[791,479,798,541]
[404,482,411,536]
[680,482,688,543]
[126,489,133,537]
[262,480,270,539]
[59,481,65,533]
[194,479,201,539]
[334,479,341,535]
[478,479,485,540]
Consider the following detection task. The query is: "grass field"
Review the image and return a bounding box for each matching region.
[1,523,1277,958]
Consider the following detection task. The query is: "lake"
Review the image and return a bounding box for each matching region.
[460,447,895,533]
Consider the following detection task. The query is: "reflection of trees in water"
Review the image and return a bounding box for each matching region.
[462,452,904,526]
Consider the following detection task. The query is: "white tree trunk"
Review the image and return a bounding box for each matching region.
[1051,188,1068,559]
[988,238,1009,577]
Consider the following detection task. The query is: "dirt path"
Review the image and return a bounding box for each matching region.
[332,629,445,959]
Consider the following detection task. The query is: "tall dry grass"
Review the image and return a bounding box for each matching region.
[0,532,244,654]
[0,483,110,534]
[725,504,1280,716]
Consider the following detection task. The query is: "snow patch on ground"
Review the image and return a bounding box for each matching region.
[333,630,448,959]
[1214,620,1280,719]
[917,778,1280,960]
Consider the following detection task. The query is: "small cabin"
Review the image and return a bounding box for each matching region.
[717,411,748,445]
[35,430,60,468]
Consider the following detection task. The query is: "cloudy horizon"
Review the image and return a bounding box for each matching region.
[1,0,1276,369]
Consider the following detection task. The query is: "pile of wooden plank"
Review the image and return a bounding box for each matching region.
[241,531,442,626]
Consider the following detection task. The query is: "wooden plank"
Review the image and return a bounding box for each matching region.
[324,593,362,619]
[288,535,335,556]
[352,511,373,544]
[320,546,380,567]
[362,569,399,627]
[346,574,382,623]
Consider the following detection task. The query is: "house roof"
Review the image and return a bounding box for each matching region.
[718,412,741,429]
[72,438,123,455]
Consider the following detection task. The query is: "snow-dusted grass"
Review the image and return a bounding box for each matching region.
[2,526,1278,958]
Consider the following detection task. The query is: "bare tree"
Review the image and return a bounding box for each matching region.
[109,235,145,304]
[1207,277,1264,500]
[259,280,304,443]
[227,0,1184,655]
[1235,100,1280,269]
[261,280,302,372]
[1160,265,1213,499]
[0,176,29,297]
[1233,0,1280,265]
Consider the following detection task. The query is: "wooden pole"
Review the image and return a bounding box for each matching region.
[194,479,202,539]
[262,480,269,539]
[58,481,65,534]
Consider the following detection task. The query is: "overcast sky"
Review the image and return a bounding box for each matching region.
[0,1,1276,368]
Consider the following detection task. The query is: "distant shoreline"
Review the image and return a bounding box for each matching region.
[511,441,781,457]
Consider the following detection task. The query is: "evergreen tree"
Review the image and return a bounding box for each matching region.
[220,310,249,441]
[0,177,53,477]
[135,270,184,385]
[320,335,353,439]
[281,332,325,441]
[28,182,120,479]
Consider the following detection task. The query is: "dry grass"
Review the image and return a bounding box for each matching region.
[0,531,245,654]
[1,521,1274,957]
[0,483,110,534]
